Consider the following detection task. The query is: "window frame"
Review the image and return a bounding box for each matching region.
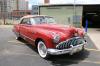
[20,18,31,25]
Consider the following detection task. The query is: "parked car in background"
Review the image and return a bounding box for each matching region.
[13,15,87,58]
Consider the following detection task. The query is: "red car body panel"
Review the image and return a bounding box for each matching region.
[13,15,85,49]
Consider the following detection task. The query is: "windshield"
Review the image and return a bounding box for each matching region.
[30,16,56,24]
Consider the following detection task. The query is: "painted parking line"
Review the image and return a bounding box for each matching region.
[82,60,100,64]
[85,48,100,52]
[8,40,25,44]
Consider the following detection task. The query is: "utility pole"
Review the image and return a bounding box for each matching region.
[73,0,77,27]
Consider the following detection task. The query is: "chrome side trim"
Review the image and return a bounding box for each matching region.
[20,33,35,42]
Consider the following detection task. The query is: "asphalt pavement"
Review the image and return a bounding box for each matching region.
[0,26,100,66]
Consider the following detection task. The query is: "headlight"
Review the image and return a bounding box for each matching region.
[51,32,60,43]
[53,35,60,43]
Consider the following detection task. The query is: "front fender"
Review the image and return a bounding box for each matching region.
[35,31,56,48]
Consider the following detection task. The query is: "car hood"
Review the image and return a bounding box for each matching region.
[35,24,75,32]
[34,24,76,40]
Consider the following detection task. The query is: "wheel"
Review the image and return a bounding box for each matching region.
[37,41,49,59]
[16,36,22,40]
[15,34,21,40]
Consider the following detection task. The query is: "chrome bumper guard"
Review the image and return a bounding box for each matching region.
[47,43,86,55]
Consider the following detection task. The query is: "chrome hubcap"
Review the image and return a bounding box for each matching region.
[38,41,47,58]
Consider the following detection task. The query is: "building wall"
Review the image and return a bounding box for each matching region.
[12,10,31,18]
[18,0,28,10]
[7,0,17,12]
[0,0,7,12]
[40,5,83,26]
[1,0,29,12]
[0,0,7,19]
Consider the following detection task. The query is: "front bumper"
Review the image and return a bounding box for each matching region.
[47,43,86,55]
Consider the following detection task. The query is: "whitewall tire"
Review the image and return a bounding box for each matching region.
[37,41,49,58]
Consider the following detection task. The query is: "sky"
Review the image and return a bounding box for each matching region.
[29,0,100,9]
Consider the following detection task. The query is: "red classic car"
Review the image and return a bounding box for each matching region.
[13,15,87,58]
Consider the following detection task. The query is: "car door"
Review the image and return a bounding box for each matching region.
[26,18,37,43]
[20,18,31,39]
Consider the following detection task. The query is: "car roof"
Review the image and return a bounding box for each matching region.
[21,15,51,19]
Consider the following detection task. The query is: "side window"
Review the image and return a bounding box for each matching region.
[30,18,36,25]
[20,18,27,24]
[20,18,30,24]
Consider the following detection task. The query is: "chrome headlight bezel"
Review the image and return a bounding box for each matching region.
[53,34,60,43]
[50,32,60,43]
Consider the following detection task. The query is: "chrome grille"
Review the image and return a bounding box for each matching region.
[56,37,85,50]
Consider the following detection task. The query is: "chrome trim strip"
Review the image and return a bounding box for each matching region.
[20,33,35,42]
